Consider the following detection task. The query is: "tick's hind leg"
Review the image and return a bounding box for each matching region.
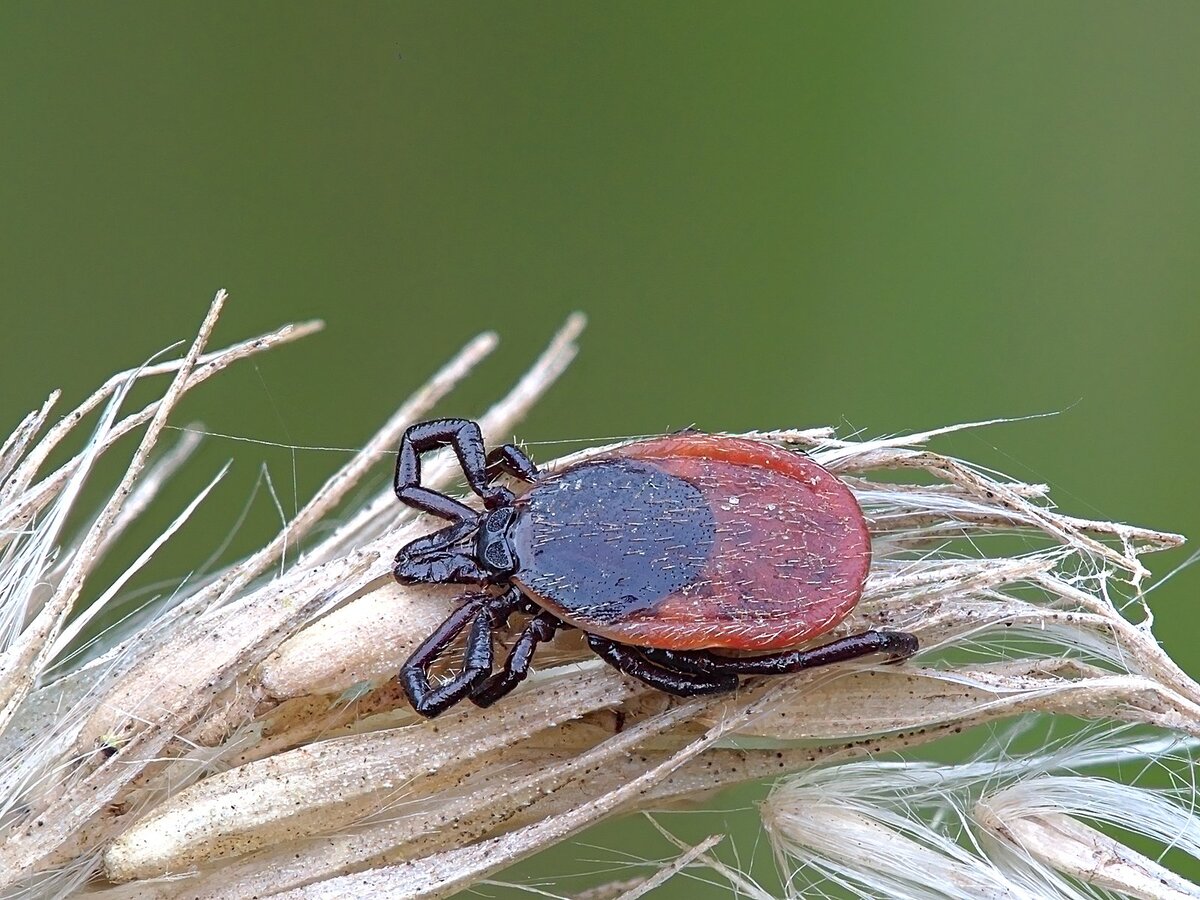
[587,635,738,696]
[400,588,524,717]
[469,609,562,708]
[639,630,919,678]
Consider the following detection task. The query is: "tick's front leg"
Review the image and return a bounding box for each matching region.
[395,419,513,515]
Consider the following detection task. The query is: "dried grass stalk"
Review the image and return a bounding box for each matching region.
[0,296,1194,898]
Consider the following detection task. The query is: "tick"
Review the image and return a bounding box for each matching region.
[392,418,918,717]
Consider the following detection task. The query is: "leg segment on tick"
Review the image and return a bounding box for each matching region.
[393,520,493,585]
[635,630,919,678]
[400,587,531,717]
[470,610,562,708]
[485,442,539,484]
[587,634,739,696]
[394,419,534,518]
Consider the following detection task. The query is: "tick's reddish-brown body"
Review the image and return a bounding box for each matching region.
[510,434,871,651]
[392,419,914,717]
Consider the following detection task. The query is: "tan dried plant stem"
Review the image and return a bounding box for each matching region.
[0,297,1194,899]
[0,293,226,737]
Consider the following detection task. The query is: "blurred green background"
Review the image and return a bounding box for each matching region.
[2,3,1198,896]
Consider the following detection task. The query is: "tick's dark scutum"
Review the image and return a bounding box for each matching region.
[511,459,716,623]
[511,435,872,651]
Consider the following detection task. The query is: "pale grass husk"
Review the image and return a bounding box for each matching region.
[0,294,1195,898]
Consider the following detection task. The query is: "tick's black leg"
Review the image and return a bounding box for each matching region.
[400,588,524,717]
[587,635,738,696]
[395,419,513,515]
[399,519,475,552]
[470,610,561,707]
[485,443,539,483]
[393,548,491,586]
[400,593,492,717]
[394,486,479,523]
[393,521,491,585]
[639,630,919,677]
